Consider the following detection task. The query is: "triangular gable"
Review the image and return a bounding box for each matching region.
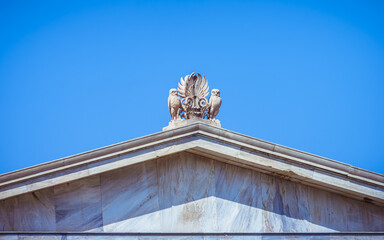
[1,152,383,233]
[0,122,383,207]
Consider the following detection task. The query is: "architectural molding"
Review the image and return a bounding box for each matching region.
[0,120,383,206]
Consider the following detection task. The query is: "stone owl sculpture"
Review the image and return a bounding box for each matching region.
[208,89,222,120]
[168,88,182,121]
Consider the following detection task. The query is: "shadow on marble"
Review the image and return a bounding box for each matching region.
[0,188,55,231]
[54,175,103,232]
[1,152,384,233]
[99,152,384,233]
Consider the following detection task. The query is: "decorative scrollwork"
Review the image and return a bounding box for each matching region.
[168,72,221,122]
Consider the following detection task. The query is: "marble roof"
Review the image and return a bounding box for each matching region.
[0,119,383,206]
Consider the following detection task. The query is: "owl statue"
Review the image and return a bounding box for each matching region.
[208,89,222,120]
[168,88,182,121]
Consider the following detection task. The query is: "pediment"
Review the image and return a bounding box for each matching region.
[1,152,384,233]
[0,122,383,208]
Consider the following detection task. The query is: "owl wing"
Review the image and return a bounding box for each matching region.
[210,97,222,111]
[168,96,172,114]
[216,97,222,108]
[208,95,213,109]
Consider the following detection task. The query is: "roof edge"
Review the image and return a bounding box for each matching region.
[0,122,383,199]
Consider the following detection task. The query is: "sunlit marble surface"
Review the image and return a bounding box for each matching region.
[0,152,383,233]
[0,233,383,240]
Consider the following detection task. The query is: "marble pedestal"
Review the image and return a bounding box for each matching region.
[163,118,221,131]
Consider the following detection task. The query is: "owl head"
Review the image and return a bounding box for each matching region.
[211,89,220,97]
[169,88,178,96]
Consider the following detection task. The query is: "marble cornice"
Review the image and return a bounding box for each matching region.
[0,122,383,206]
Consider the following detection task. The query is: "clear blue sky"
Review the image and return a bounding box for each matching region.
[0,0,383,175]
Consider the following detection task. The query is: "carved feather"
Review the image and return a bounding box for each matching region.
[178,72,209,100]
[178,75,191,98]
[200,75,209,98]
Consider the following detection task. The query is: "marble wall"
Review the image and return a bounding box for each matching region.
[0,152,383,233]
[1,233,384,240]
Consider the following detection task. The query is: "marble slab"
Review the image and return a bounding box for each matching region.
[101,159,161,232]
[214,161,262,232]
[139,236,203,240]
[0,234,18,240]
[0,187,55,231]
[18,234,62,240]
[67,235,139,240]
[158,152,217,232]
[54,175,103,232]
[0,234,383,239]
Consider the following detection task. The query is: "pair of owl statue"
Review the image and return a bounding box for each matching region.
[168,72,222,122]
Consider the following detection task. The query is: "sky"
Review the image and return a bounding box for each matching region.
[0,0,383,175]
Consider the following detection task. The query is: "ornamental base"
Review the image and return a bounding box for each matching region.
[163,118,221,131]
